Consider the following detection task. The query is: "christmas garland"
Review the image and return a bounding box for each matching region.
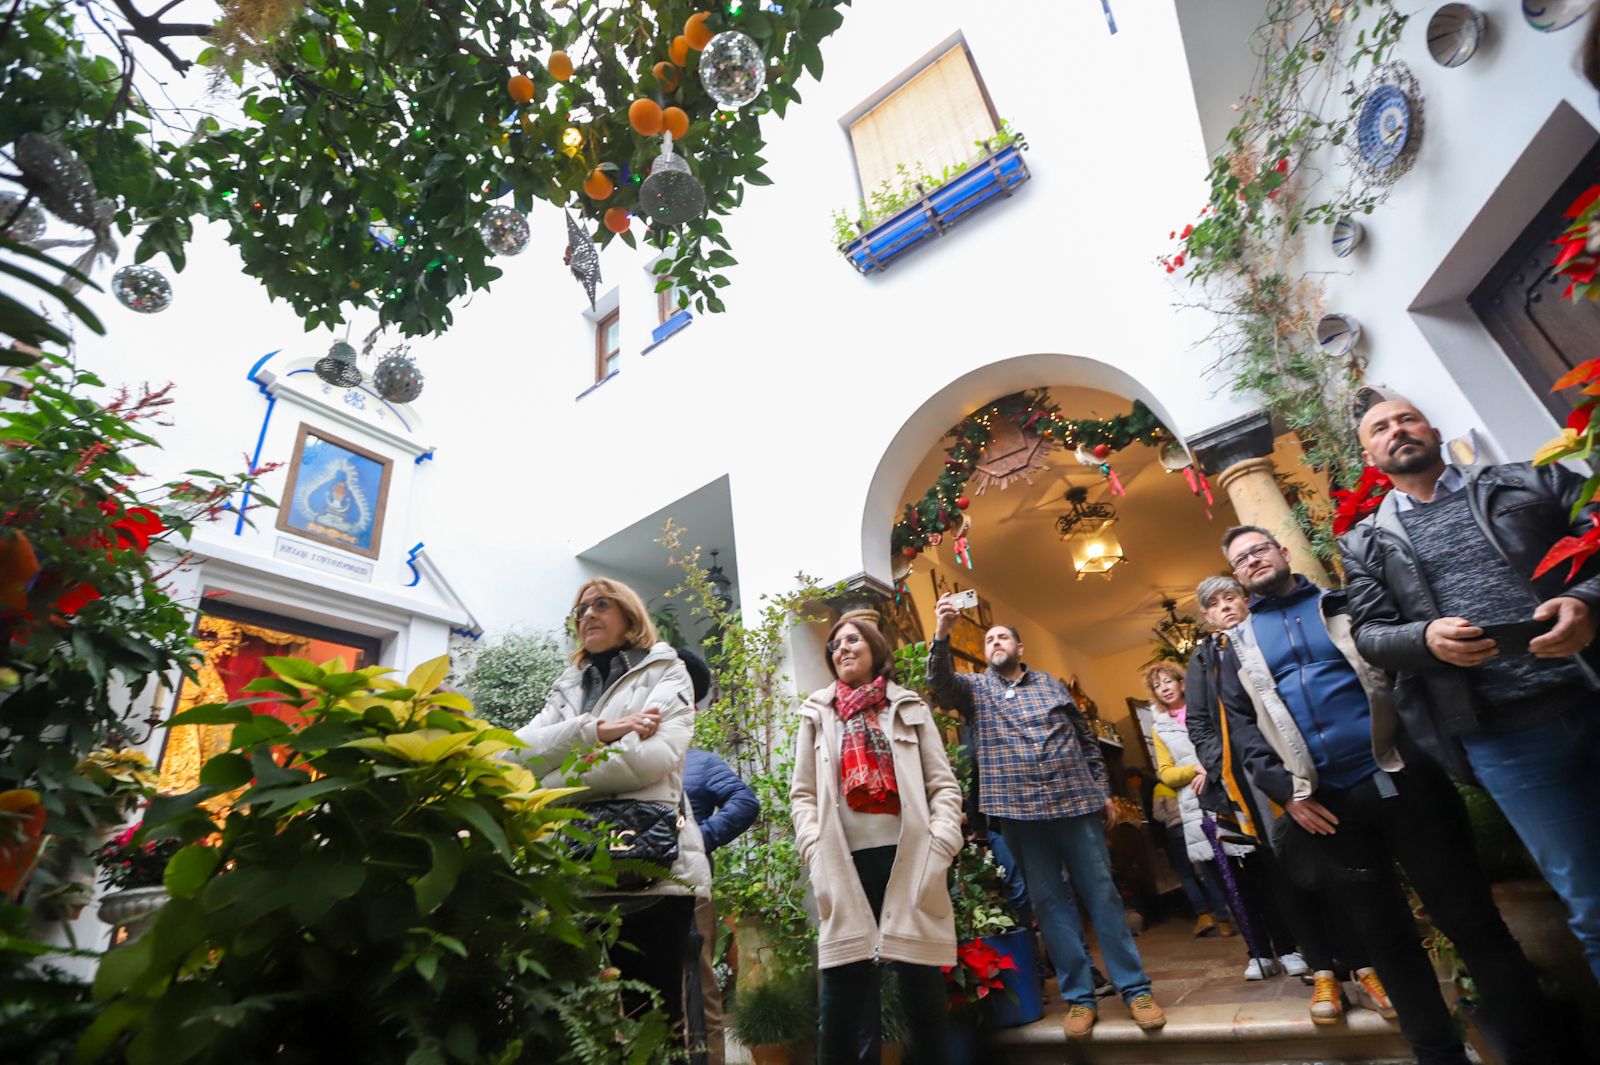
[892,391,1167,556]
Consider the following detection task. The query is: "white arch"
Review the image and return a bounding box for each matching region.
[857,352,1181,584]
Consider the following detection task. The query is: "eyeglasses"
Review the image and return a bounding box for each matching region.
[1228,542,1278,571]
[827,633,865,654]
[571,596,615,623]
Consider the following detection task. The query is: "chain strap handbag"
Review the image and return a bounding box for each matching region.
[566,797,684,888]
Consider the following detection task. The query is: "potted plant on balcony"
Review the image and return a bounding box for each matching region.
[728,971,817,1065]
[92,821,178,943]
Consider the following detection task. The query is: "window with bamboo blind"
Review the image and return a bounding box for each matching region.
[848,43,999,198]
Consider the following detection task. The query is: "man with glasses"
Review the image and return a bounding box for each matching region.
[928,597,1166,1039]
[1211,525,1576,1065]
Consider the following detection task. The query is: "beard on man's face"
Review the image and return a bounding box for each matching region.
[1374,432,1442,475]
[988,649,1017,669]
[1242,562,1291,597]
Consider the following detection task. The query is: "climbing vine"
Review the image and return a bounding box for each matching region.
[1162,0,1408,560]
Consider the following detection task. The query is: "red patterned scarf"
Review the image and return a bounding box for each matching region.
[835,676,900,815]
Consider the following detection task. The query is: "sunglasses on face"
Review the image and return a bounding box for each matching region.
[572,596,615,623]
[1228,542,1278,571]
[827,633,865,654]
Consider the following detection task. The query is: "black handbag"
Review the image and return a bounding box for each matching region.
[566,798,682,888]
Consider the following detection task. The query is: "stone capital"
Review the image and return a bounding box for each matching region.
[1214,455,1278,496]
[1187,410,1276,476]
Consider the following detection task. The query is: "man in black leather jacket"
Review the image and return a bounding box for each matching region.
[1340,395,1600,983]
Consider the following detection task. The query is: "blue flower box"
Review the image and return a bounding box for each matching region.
[839,143,1030,275]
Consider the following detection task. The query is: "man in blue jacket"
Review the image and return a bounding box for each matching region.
[677,648,757,1065]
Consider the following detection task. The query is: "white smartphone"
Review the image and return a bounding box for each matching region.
[949,588,979,611]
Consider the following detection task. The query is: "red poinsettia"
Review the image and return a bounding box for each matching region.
[942,937,1018,1009]
[1533,512,1600,583]
[1553,184,1600,301]
[1330,465,1394,536]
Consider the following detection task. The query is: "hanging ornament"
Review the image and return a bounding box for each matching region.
[1074,444,1124,496]
[955,495,970,510]
[953,531,973,569]
[969,415,1055,495]
[478,205,530,256]
[1183,466,1216,521]
[373,346,424,403]
[0,193,46,246]
[111,265,172,313]
[638,133,706,225]
[14,133,97,228]
[928,532,943,547]
[315,339,362,388]
[698,31,766,110]
[564,210,602,309]
[1092,443,1111,460]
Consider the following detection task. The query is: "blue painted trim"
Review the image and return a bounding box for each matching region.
[415,450,435,465]
[575,369,619,401]
[405,542,425,588]
[236,350,282,536]
[642,310,693,355]
[450,626,484,642]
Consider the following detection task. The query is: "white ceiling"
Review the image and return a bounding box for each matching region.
[896,387,1239,658]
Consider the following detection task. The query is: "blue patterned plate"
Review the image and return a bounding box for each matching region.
[1316,314,1362,358]
[1357,84,1410,172]
[1332,216,1364,258]
[1522,0,1588,32]
[1428,4,1485,67]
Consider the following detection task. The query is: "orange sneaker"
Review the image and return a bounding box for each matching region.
[1128,993,1167,1031]
[1353,967,1397,1019]
[1063,1003,1097,1038]
[1309,970,1346,1026]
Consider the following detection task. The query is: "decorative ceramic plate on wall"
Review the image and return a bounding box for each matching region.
[1428,4,1486,66]
[1332,216,1365,258]
[1350,63,1424,185]
[1316,313,1362,358]
[1522,0,1588,32]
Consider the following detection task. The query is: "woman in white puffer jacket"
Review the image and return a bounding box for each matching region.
[516,577,710,1037]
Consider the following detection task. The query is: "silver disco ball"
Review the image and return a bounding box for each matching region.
[373,350,424,403]
[0,192,46,245]
[315,340,362,388]
[478,204,530,256]
[111,264,173,314]
[698,31,765,110]
[638,152,706,225]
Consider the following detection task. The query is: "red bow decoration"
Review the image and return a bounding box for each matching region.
[1331,466,1394,536]
[1533,512,1600,583]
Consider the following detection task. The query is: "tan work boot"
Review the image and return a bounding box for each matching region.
[1309,970,1347,1026]
[1063,1003,1097,1039]
[1192,913,1217,937]
[1353,967,1397,1019]
[1216,919,1238,938]
[1128,993,1167,1030]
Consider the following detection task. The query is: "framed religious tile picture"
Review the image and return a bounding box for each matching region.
[276,424,393,559]
[948,614,987,672]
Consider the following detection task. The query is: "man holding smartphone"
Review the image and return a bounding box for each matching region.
[1341,391,1600,984]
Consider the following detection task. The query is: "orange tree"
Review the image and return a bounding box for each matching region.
[1,0,850,340]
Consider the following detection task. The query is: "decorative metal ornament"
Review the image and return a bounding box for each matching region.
[1151,599,1201,657]
[0,192,46,245]
[315,339,362,388]
[1331,216,1365,258]
[13,133,98,228]
[564,210,602,309]
[1316,313,1362,358]
[1055,485,1117,540]
[637,145,706,225]
[373,346,424,403]
[1350,63,1424,185]
[698,31,766,110]
[1522,0,1588,32]
[1427,4,1486,67]
[111,265,173,314]
[478,205,530,256]
[970,417,1056,495]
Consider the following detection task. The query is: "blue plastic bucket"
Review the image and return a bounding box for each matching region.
[978,928,1043,1028]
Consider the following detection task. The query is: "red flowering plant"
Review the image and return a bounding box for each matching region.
[91,820,179,891]
[1525,357,1600,582]
[1552,184,1600,302]
[1330,465,1394,536]
[942,937,1017,1011]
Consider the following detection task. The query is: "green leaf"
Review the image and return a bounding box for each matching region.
[441,796,511,862]
[289,853,366,923]
[265,656,326,686]
[164,843,222,899]
[414,835,465,913]
[239,776,345,813]
[198,752,254,790]
[166,703,255,727]
[241,675,313,699]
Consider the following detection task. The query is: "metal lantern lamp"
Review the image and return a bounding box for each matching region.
[707,549,735,611]
[1152,599,1200,656]
[1070,533,1126,580]
[1055,486,1117,540]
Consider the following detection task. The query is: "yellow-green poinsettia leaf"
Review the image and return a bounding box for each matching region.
[427,691,475,713]
[406,656,450,697]
[1534,428,1584,466]
[418,731,477,762]
[465,739,518,760]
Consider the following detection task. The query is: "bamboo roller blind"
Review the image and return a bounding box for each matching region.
[848,44,997,198]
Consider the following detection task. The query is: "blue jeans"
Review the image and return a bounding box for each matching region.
[997,814,1151,1006]
[1164,825,1229,921]
[986,829,1034,926]
[1461,708,1600,981]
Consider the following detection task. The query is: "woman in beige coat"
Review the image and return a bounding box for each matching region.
[791,613,962,1065]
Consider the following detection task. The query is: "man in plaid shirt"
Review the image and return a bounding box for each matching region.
[930,594,1165,1038]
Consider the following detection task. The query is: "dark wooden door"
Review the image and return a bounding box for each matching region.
[1470,142,1600,424]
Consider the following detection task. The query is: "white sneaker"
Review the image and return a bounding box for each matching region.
[1278,952,1310,977]
[1243,957,1281,981]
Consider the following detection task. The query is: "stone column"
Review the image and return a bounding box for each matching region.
[1189,410,1331,587]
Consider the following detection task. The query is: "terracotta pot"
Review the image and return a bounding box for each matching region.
[98,884,169,944]
[881,1043,903,1065]
[747,1046,792,1065]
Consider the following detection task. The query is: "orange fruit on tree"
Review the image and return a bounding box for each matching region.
[604,207,631,234]
[628,98,663,135]
[661,106,689,140]
[684,11,714,50]
[506,73,535,104]
[583,168,614,199]
[653,61,681,92]
[668,35,690,66]
[548,51,573,81]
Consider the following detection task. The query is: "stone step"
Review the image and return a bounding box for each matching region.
[987,999,1413,1065]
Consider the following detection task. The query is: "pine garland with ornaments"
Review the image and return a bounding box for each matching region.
[892,391,1168,557]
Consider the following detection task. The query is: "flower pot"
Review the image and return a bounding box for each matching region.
[747,1046,792,1065]
[979,928,1043,1028]
[98,884,168,943]
[880,1042,903,1065]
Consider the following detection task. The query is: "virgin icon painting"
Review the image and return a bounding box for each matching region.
[276,424,392,559]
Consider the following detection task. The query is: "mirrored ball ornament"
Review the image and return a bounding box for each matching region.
[478,205,530,256]
[0,192,46,245]
[698,31,765,111]
[111,265,173,314]
[638,152,706,225]
[373,351,424,403]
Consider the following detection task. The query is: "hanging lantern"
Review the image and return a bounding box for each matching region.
[698,31,766,110]
[111,265,172,314]
[478,204,530,256]
[564,210,602,309]
[0,192,46,245]
[373,347,424,403]
[315,339,362,388]
[638,140,706,225]
[1070,529,1126,580]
